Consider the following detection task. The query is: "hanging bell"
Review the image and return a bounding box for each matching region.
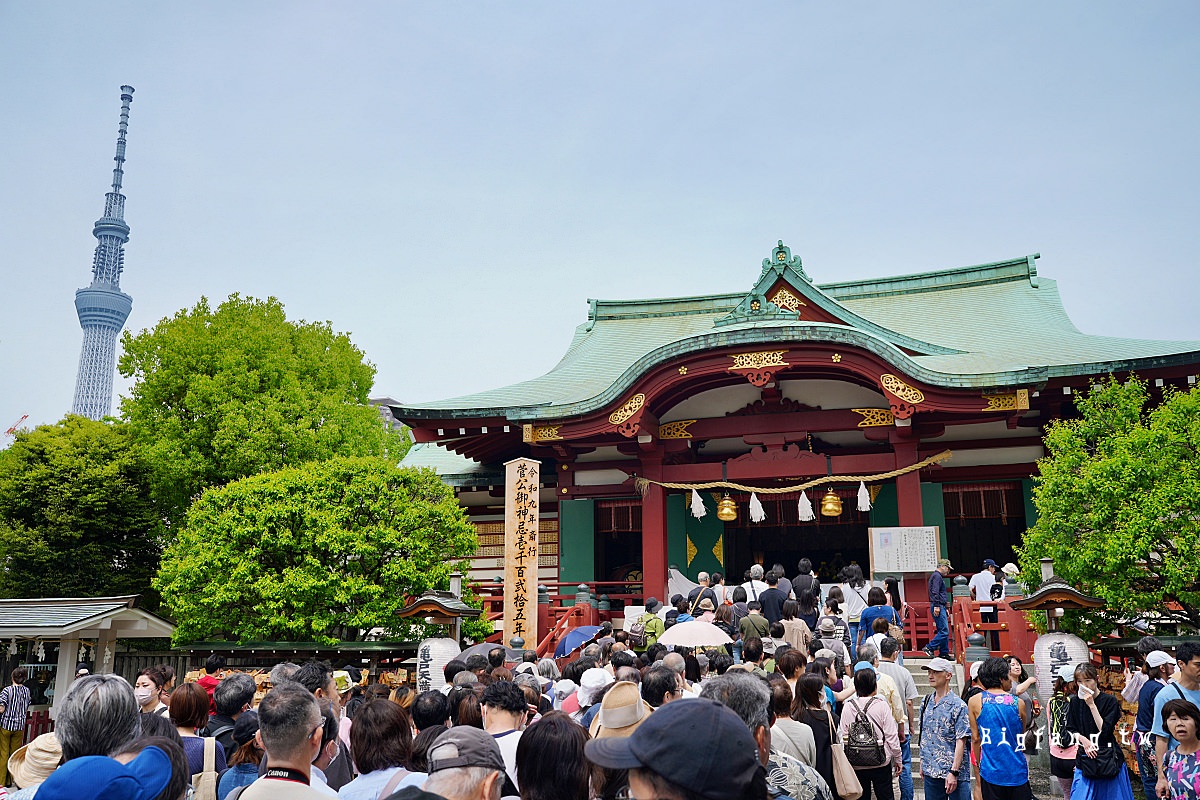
[820,488,843,517]
[716,493,739,522]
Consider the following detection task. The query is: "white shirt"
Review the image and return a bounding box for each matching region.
[492,729,522,789]
[740,580,769,601]
[968,571,997,604]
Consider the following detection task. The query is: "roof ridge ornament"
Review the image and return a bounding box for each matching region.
[764,240,810,282]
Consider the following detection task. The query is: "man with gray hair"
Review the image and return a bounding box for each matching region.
[661,652,695,695]
[240,683,328,798]
[687,572,717,614]
[385,726,507,800]
[700,671,831,800]
[740,564,768,602]
[268,662,300,686]
[8,674,143,799]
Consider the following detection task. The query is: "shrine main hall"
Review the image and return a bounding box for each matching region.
[389,242,1200,603]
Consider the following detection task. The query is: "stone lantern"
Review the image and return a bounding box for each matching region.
[1009,558,1105,710]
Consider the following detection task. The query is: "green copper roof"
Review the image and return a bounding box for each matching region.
[394,250,1200,422]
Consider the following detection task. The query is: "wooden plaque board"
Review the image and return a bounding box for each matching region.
[503,458,540,646]
[868,526,941,575]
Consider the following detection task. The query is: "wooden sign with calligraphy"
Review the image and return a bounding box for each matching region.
[868,526,941,574]
[503,458,540,646]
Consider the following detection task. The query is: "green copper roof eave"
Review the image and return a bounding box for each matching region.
[393,327,1200,424]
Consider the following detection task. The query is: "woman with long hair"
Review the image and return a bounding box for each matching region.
[517,711,592,800]
[1067,662,1134,800]
[794,672,841,799]
[795,586,820,631]
[217,712,261,800]
[838,564,870,661]
[856,587,899,653]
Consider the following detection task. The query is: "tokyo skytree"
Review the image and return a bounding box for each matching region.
[71,86,135,420]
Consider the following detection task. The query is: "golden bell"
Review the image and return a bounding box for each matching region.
[820,488,842,517]
[716,493,738,522]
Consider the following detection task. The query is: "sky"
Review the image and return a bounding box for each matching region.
[2,3,1198,435]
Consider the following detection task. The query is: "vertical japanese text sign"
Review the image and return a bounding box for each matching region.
[503,458,540,647]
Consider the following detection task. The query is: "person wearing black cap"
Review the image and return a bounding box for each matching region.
[586,696,770,800]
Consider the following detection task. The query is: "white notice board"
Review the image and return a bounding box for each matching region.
[869,526,941,574]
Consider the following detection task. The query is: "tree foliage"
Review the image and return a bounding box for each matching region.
[1019,377,1200,638]
[0,416,163,601]
[155,457,484,645]
[119,294,407,523]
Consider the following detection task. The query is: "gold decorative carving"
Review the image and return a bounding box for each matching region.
[981,389,1030,411]
[686,536,698,566]
[678,366,688,375]
[521,424,563,443]
[729,350,788,371]
[831,353,842,363]
[608,393,646,425]
[712,536,724,566]
[868,485,883,503]
[769,287,806,313]
[880,374,925,405]
[852,408,895,427]
[658,420,697,439]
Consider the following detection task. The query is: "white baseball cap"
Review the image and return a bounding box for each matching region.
[1146,651,1176,669]
[922,657,956,674]
[969,661,982,680]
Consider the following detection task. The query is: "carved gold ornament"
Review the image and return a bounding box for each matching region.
[729,350,789,371]
[658,420,697,439]
[769,287,806,313]
[852,408,895,427]
[678,366,688,375]
[880,374,925,405]
[521,424,563,443]
[982,389,1030,412]
[713,536,724,565]
[832,353,842,363]
[686,536,698,566]
[608,393,646,425]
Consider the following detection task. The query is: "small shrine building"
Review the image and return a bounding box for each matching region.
[389,242,1200,606]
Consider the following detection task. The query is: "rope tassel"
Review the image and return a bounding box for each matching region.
[749,492,766,523]
[857,481,872,512]
[798,491,815,522]
[690,489,707,519]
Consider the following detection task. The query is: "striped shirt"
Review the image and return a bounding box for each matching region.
[0,684,31,731]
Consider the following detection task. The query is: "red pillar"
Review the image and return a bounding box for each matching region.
[893,439,924,526]
[640,457,669,602]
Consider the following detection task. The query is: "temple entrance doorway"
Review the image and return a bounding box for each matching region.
[723,489,870,587]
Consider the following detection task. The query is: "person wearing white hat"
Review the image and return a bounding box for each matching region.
[1131,651,1177,799]
[919,658,971,800]
[588,681,653,739]
[7,731,62,792]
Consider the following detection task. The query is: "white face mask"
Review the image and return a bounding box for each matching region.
[134,688,155,706]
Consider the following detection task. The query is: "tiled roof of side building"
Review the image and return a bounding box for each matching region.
[393,252,1200,420]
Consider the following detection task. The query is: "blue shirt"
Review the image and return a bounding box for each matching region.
[218,764,259,800]
[857,606,899,643]
[976,691,1028,786]
[928,572,948,606]
[1152,683,1200,750]
[920,691,971,780]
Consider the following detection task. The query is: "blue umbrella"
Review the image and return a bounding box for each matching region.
[554,625,603,658]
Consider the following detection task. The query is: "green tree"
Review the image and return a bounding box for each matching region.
[155,457,487,645]
[1019,377,1200,638]
[0,416,163,601]
[119,294,407,523]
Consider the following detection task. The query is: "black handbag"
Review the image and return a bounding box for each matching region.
[1078,741,1123,780]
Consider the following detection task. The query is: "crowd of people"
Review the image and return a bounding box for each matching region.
[0,559,1198,800]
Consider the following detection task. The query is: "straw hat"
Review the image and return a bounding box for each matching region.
[589,681,653,739]
[8,732,62,788]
